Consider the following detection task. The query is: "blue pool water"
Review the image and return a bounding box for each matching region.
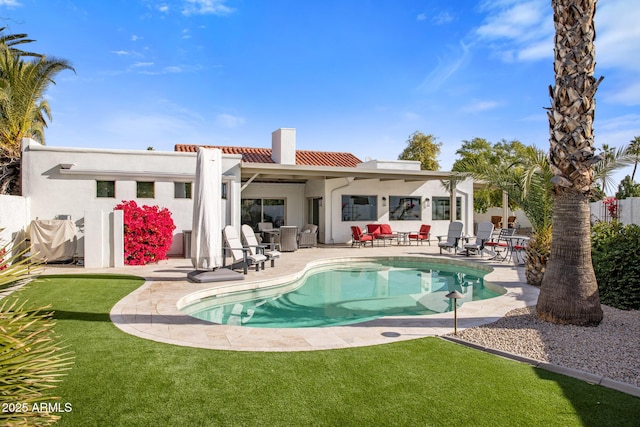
[181,259,503,328]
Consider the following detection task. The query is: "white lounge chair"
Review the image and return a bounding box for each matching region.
[464,221,494,257]
[241,224,281,268]
[437,221,464,254]
[222,225,266,274]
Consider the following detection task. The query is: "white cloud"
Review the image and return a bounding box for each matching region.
[164,66,183,73]
[0,0,21,7]
[131,35,140,42]
[182,0,234,16]
[597,114,640,134]
[215,114,246,128]
[403,112,421,121]
[461,100,501,113]
[432,11,453,25]
[418,41,471,92]
[416,13,426,22]
[131,62,154,68]
[474,0,553,62]
[605,82,640,106]
[112,50,131,56]
[595,0,640,71]
[158,4,169,13]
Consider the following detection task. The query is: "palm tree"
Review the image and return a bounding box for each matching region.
[593,143,629,195]
[536,0,603,326]
[0,27,42,58]
[465,146,554,286]
[625,136,640,181]
[0,41,74,194]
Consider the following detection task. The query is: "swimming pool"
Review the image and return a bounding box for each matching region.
[180,258,505,328]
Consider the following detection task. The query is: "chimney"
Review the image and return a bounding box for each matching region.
[271,128,296,165]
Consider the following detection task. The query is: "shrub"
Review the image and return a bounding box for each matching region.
[591,221,640,310]
[0,241,74,426]
[115,200,176,265]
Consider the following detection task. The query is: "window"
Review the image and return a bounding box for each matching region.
[96,180,115,198]
[432,197,461,221]
[389,196,421,221]
[175,182,192,199]
[241,198,286,230]
[341,195,377,221]
[137,181,155,198]
[221,182,228,199]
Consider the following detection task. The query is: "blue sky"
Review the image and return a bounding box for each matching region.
[2,0,639,190]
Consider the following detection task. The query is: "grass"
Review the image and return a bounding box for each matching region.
[6,274,640,426]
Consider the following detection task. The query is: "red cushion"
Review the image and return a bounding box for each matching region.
[367,224,381,237]
[484,241,507,247]
[380,224,393,234]
[419,224,431,234]
[409,233,428,239]
[360,235,373,241]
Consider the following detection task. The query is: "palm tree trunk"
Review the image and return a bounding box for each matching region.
[536,0,603,326]
[536,189,602,325]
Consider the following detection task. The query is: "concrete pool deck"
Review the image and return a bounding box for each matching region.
[43,243,539,352]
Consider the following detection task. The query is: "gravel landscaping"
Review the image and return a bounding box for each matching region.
[454,305,640,387]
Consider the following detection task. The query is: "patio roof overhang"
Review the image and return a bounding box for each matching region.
[239,163,463,183]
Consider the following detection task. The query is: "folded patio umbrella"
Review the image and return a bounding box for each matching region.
[191,147,222,270]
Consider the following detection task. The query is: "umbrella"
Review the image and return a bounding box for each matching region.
[191,147,222,269]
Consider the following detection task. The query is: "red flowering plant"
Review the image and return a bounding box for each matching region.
[114,200,176,265]
[602,197,619,221]
[0,247,7,271]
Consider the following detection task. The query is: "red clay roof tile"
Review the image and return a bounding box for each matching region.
[174,144,362,167]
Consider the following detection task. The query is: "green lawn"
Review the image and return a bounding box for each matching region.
[8,274,640,426]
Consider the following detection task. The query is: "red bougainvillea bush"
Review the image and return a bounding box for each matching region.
[114,200,176,265]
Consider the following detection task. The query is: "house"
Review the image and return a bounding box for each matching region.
[4,128,474,267]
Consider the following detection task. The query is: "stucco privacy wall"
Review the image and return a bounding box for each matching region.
[0,194,29,248]
[590,197,640,225]
[21,139,242,258]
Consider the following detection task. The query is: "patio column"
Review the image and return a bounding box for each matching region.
[502,190,509,228]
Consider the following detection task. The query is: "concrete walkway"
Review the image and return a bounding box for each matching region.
[44,243,539,352]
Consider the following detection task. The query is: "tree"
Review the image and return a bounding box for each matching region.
[464,146,554,286]
[615,175,640,199]
[536,0,603,326]
[0,32,74,194]
[593,143,629,196]
[452,137,530,212]
[625,136,640,181]
[0,27,43,59]
[398,131,441,170]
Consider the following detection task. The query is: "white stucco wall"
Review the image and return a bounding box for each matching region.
[22,140,242,258]
[0,194,29,247]
[590,197,640,225]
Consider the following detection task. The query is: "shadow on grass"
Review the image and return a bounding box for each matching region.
[53,310,111,322]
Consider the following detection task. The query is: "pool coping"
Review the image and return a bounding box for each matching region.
[108,251,540,352]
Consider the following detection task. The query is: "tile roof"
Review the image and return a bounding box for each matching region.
[174,144,362,168]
